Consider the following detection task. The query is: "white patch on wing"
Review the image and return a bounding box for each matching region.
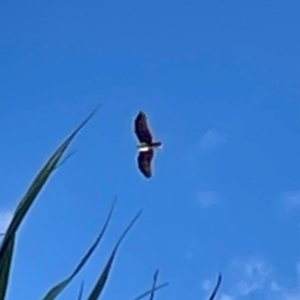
[139,146,150,152]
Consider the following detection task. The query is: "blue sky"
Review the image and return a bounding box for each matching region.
[1,0,300,299]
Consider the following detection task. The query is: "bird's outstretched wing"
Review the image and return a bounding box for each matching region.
[137,149,154,178]
[134,111,153,144]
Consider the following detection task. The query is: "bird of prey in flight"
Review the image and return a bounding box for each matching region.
[134,111,162,178]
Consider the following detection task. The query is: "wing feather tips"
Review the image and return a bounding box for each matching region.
[137,150,153,178]
[134,111,153,144]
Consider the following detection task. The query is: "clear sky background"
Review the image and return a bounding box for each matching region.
[1,1,300,300]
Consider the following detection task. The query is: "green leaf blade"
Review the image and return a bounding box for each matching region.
[86,209,142,300]
[208,273,222,300]
[131,282,170,300]
[77,281,85,300]
[0,235,16,300]
[0,106,99,300]
[40,199,115,300]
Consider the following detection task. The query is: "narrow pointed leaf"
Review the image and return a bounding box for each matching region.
[40,200,116,300]
[0,235,15,300]
[0,105,99,261]
[208,273,222,300]
[55,148,78,169]
[149,269,159,300]
[0,106,99,300]
[77,281,85,300]
[131,282,169,300]
[86,209,142,300]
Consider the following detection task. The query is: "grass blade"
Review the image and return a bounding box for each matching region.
[0,105,99,300]
[86,209,143,300]
[77,281,85,300]
[0,105,99,258]
[55,148,78,169]
[131,282,170,300]
[149,269,159,300]
[40,200,116,300]
[208,273,222,300]
[0,235,15,300]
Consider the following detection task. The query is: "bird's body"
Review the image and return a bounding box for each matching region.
[137,141,162,151]
[134,111,162,178]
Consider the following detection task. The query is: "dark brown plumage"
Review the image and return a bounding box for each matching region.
[134,111,153,144]
[137,149,154,178]
[134,111,162,178]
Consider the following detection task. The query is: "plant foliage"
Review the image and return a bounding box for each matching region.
[0,106,221,300]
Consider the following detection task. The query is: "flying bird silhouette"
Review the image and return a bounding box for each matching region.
[134,111,162,178]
